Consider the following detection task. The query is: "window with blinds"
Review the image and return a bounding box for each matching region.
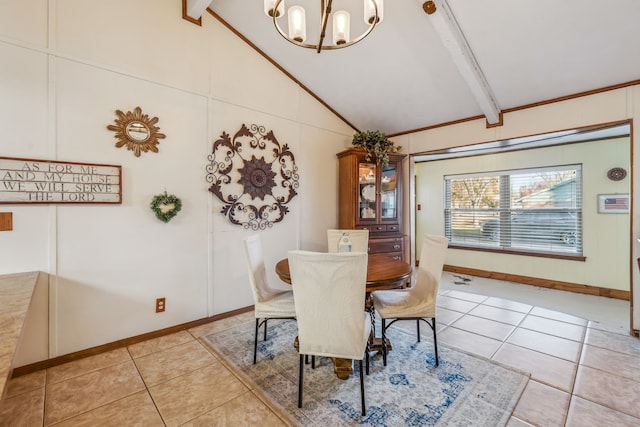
[444,165,582,255]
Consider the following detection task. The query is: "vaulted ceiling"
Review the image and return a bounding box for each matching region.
[187,0,640,136]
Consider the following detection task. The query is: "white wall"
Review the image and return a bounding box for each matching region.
[0,0,354,360]
[2,1,638,361]
[404,87,640,332]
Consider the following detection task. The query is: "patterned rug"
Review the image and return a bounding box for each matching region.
[203,320,529,426]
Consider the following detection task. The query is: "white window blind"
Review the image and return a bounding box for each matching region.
[444,165,582,255]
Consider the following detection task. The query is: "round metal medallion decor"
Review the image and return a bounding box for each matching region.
[607,167,627,181]
[205,124,299,230]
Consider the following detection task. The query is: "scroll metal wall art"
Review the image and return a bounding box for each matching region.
[205,124,299,229]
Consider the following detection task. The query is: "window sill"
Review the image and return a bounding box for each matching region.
[448,244,586,261]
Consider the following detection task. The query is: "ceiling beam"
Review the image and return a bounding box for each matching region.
[185,0,214,20]
[420,0,502,125]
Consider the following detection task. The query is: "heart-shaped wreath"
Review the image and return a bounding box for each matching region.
[150,192,182,223]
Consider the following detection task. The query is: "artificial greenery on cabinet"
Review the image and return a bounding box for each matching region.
[351,130,401,165]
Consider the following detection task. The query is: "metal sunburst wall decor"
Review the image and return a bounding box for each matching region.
[107,106,166,157]
[205,124,299,229]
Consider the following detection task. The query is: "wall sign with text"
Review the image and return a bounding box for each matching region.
[0,157,122,204]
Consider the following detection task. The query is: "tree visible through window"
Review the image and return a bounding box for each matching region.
[444,165,582,255]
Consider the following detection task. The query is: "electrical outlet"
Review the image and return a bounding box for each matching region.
[156,297,166,313]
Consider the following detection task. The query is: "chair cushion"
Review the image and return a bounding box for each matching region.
[372,289,436,319]
[372,234,447,320]
[254,290,296,318]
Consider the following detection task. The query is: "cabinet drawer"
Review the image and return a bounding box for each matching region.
[376,252,403,261]
[368,238,403,254]
[385,252,403,261]
[356,224,400,233]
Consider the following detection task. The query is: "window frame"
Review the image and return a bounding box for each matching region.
[444,164,585,260]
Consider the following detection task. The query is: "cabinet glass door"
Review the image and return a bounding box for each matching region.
[358,162,377,220]
[381,163,398,219]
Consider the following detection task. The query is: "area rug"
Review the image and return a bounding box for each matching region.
[203,320,529,426]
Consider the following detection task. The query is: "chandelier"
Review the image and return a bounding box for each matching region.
[263,0,384,53]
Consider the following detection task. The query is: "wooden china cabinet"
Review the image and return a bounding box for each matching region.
[337,148,407,261]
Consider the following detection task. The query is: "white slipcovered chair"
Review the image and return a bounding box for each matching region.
[287,250,371,416]
[372,234,449,366]
[243,234,296,364]
[327,229,370,253]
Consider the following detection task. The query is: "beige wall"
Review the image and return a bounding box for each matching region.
[415,137,630,291]
[400,86,640,331]
[0,0,354,360]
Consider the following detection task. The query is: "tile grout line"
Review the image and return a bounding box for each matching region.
[562,321,589,426]
[43,350,163,426]
[190,328,294,426]
[487,302,534,361]
[123,345,168,426]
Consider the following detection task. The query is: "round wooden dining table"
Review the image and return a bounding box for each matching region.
[275,253,412,291]
[275,253,413,379]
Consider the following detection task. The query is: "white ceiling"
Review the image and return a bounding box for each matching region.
[195,0,640,136]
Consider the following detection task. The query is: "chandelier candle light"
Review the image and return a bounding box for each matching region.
[264,0,383,53]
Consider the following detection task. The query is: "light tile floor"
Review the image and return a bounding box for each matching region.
[1,273,639,426]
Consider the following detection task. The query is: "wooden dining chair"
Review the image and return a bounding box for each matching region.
[327,229,369,253]
[243,234,296,364]
[288,250,371,416]
[371,234,449,366]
